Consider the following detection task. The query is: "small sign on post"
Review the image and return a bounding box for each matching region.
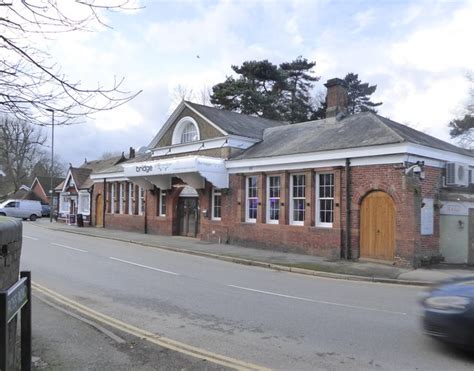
[0,271,32,371]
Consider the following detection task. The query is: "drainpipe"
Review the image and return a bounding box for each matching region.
[89,185,93,226]
[144,190,148,234]
[344,158,351,260]
[102,178,106,228]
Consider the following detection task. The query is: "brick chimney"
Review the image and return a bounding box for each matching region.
[324,78,348,119]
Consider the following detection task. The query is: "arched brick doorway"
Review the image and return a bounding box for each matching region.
[360,191,395,261]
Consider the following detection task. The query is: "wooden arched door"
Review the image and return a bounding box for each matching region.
[96,194,104,227]
[360,191,395,260]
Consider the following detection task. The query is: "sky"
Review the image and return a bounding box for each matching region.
[39,0,474,167]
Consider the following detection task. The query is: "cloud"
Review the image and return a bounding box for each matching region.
[30,0,474,168]
[352,9,375,33]
[390,2,474,73]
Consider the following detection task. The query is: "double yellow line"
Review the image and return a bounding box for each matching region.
[33,282,269,371]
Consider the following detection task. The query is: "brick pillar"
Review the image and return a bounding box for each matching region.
[305,170,314,227]
[256,173,265,224]
[236,175,246,223]
[280,172,289,225]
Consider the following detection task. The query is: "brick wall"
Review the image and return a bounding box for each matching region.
[346,163,442,266]
[199,172,342,258]
[92,162,444,266]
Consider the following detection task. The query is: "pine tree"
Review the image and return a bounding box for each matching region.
[344,73,382,114]
[279,57,319,123]
[211,58,319,123]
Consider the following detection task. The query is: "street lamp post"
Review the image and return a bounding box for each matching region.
[46,109,55,223]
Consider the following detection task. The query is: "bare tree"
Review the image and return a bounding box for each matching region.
[172,84,211,107]
[31,153,66,179]
[0,116,46,191]
[0,0,142,126]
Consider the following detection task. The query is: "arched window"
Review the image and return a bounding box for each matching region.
[180,122,198,143]
[172,117,200,145]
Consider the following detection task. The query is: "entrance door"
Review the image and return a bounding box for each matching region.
[178,197,199,237]
[96,194,104,227]
[360,191,395,260]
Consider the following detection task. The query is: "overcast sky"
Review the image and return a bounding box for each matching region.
[44,0,473,167]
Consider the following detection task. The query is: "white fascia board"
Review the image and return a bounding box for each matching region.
[62,170,79,193]
[90,171,125,181]
[91,176,128,183]
[405,143,474,166]
[227,155,407,173]
[226,143,410,172]
[148,101,186,149]
[151,135,259,157]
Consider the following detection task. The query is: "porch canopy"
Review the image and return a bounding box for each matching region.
[122,156,228,190]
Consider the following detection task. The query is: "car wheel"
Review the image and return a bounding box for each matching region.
[30,214,37,221]
[0,212,6,216]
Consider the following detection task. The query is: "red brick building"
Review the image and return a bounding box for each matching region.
[89,79,474,267]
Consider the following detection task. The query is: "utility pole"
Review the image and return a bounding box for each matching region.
[46,109,55,223]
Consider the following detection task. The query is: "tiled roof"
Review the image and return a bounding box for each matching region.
[186,101,287,139]
[232,112,473,160]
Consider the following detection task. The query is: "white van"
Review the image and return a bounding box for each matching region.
[0,199,42,221]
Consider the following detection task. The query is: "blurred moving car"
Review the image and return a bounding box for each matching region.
[421,276,474,351]
[41,204,51,217]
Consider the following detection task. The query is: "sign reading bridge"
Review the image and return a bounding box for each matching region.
[122,156,229,189]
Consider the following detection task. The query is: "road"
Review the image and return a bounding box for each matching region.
[21,223,474,370]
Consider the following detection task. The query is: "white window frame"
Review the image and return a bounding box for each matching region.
[128,183,134,215]
[78,192,90,214]
[212,188,222,221]
[60,195,69,213]
[245,176,258,223]
[266,176,280,224]
[119,183,125,214]
[290,174,306,226]
[159,189,166,216]
[171,117,200,144]
[138,187,145,215]
[110,183,116,214]
[316,173,335,228]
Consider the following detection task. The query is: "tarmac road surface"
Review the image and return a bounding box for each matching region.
[21,223,474,370]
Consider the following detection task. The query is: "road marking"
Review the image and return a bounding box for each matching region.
[51,243,88,253]
[34,294,125,344]
[227,285,407,316]
[109,257,180,276]
[32,282,269,371]
[23,235,39,240]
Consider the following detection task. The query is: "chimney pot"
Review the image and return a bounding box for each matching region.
[324,78,348,119]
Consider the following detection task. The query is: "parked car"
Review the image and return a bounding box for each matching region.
[421,275,474,351]
[41,204,51,217]
[0,199,42,221]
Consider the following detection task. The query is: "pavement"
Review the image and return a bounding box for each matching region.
[32,219,474,286]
